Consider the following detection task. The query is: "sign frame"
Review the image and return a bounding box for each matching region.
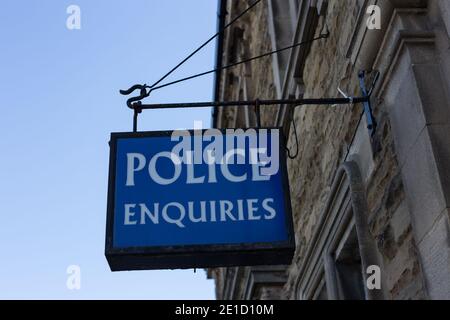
[105,128,295,271]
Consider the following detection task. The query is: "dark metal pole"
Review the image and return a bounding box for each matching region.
[255,99,261,127]
[133,109,138,132]
[133,103,142,132]
[136,96,369,110]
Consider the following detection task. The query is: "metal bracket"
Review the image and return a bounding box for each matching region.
[358,70,379,137]
[120,84,151,132]
[119,71,379,139]
[119,84,150,109]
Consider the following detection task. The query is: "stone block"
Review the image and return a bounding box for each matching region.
[427,124,450,208]
[417,211,450,299]
[390,200,411,244]
[386,61,426,167]
[412,64,450,126]
[401,127,447,242]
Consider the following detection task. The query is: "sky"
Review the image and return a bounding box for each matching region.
[0,0,218,299]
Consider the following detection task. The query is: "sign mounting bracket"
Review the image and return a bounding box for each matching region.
[119,70,379,139]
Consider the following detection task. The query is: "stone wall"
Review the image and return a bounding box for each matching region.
[282,0,426,300]
[216,0,278,129]
[211,0,450,300]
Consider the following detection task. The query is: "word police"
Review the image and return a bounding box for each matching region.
[125,128,280,186]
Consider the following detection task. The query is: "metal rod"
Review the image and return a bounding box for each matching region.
[133,109,139,132]
[255,99,261,127]
[358,71,377,136]
[136,96,369,110]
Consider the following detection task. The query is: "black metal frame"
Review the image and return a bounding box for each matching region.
[105,128,295,271]
[121,71,379,138]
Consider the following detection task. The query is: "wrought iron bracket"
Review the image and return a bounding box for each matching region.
[120,71,379,139]
[358,70,379,137]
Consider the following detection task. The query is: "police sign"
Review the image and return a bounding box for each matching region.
[105,128,294,271]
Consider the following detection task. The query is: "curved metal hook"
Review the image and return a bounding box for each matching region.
[119,84,151,109]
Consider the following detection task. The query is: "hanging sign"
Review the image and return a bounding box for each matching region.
[105,128,294,271]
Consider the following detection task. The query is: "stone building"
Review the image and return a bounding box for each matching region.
[207,0,450,300]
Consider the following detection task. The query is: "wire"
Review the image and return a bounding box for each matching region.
[148,0,263,89]
[147,33,329,93]
[284,105,363,162]
[286,115,299,159]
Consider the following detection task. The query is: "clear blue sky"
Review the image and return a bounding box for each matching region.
[0,0,218,299]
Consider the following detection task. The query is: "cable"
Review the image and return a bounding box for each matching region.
[148,0,263,89]
[147,33,329,93]
[286,115,299,160]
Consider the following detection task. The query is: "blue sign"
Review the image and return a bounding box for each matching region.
[105,128,294,271]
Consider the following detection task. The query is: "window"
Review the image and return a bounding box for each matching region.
[332,221,366,300]
[310,217,366,300]
[311,273,329,300]
[267,0,297,96]
[295,162,383,300]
